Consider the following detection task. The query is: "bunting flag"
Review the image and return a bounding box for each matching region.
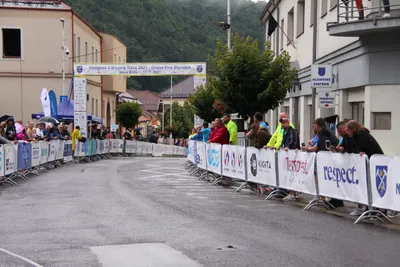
[268,14,279,37]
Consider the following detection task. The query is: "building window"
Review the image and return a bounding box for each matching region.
[372,112,391,130]
[119,56,121,63]
[77,37,81,63]
[330,0,338,10]
[351,102,364,126]
[85,42,88,62]
[297,0,305,37]
[2,28,21,58]
[95,98,98,117]
[280,19,284,50]
[95,49,98,62]
[310,0,317,26]
[287,8,294,45]
[92,46,94,62]
[321,0,328,17]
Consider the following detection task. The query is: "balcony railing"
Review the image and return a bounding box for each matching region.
[337,0,400,23]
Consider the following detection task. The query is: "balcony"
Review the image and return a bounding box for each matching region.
[327,0,400,37]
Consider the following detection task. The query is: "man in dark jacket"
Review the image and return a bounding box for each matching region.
[346,120,383,158]
[253,112,272,149]
[280,118,298,150]
[4,117,16,141]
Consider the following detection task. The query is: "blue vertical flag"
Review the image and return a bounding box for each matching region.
[48,90,58,118]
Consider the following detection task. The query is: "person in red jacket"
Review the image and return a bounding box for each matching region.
[207,118,229,145]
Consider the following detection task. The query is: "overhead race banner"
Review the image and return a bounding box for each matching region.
[246,147,276,186]
[317,151,368,205]
[278,150,316,195]
[369,155,400,212]
[222,145,246,181]
[74,63,206,77]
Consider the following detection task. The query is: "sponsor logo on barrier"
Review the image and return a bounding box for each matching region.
[238,153,244,168]
[208,149,219,168]
[285,157,308,175]
[231,152,236,168]
[375,165,387,198]
[397,184,400,195]
[250,153,272,177]
[0,150,3,173]
[323,166,358,188]
[32,147,40,158]
[224,151,229,166]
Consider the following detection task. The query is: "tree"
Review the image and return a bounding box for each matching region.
[209,33,295,119]
[116,102,143,128]
[189,80,229,123]
[164,102,195,138]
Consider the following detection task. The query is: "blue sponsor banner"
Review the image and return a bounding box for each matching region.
[91,140,97,155]
[85,140,92,156]
[48,90,58,118]
[64,142,72,157]
[17,143,32,170]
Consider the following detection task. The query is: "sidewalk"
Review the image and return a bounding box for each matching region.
[231,182,400,231]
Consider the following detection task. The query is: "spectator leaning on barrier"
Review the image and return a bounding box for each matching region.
[36,123,45,140]
[280,118,298,151]
[302,118,337,152]
[266,112,294,150]
[207,118,229,145]
[190,126,204,142]
[123,128,133,140]
[247,123,259,147]
[223,114,238,145]
[4,117,16,141]
[200,122,211,142]
[253,112,271,149]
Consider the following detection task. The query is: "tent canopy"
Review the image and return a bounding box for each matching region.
[31,99,103,124]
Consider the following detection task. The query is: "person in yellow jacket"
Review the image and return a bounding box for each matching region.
[266,112,295,149]
[71,125,82,152]
[223,114,238,145]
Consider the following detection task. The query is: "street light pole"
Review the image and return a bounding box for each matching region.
[170,76,173,127]
[227,0,231,50]
[61,18,66,97]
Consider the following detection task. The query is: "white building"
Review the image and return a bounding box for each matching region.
[261,0,400,155]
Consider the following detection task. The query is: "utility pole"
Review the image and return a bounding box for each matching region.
[227,0,231,50]
[170,76,173,127]
[311,0,318,123]
[61,18,66,97]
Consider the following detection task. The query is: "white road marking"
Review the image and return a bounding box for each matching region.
[0,247,43,267]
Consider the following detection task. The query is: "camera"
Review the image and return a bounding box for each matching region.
[65,48,70,55]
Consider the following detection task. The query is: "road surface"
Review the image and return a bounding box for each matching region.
[0,157,399,267]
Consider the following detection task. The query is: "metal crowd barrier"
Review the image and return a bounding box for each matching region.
[0,139,187,185]
[184,140,399,225]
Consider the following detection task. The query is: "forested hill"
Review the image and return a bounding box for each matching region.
[64,0,266,92]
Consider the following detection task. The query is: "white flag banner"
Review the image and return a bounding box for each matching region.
[317,152,368,205]
[4,144,17,176]
[40,88,51,117]
[278,150,316,195]
[222,145,246,181]
[196,142,207,170]
[369,155,398,211]
[31,142,41,167]
[246,147,276,186]
[206,143,221,175]
[40,141,49,164]
[0,145,4,177]
[74,62,206,77]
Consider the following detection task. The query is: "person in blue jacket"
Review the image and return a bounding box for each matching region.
[190,126,203,142]
[199,122,211,142]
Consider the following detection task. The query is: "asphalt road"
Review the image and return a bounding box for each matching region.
[0,157,399,267]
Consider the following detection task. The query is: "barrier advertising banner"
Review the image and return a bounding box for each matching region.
[85,140,93,156]
[222,145,246,181]
[63,140,73,162]
[126,141,136,154]
[117,140,124,153]
[40,141,49,164]
[56,140,64,160]
[206,143,221,175]
[4,144,17,175]
[317,152,368,205]
[103,140,110,154]
[110,140,118,153]
[96,140,102,155]
[278,150,317,195]
[152,143,162,157]
[0,145,4,177]
[187,141,196,163]
[48,140,56,162]
[196,142,207,170]
[246,147,276,185]
[370,155,400,212]
[17,142,32,171]
[31,142,41,167]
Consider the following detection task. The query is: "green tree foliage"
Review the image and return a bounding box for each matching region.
[64,0,265,92]
[209,34,295,119]
[116,102,143,128]
[163,102,194,138]
[189,80,227,123]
